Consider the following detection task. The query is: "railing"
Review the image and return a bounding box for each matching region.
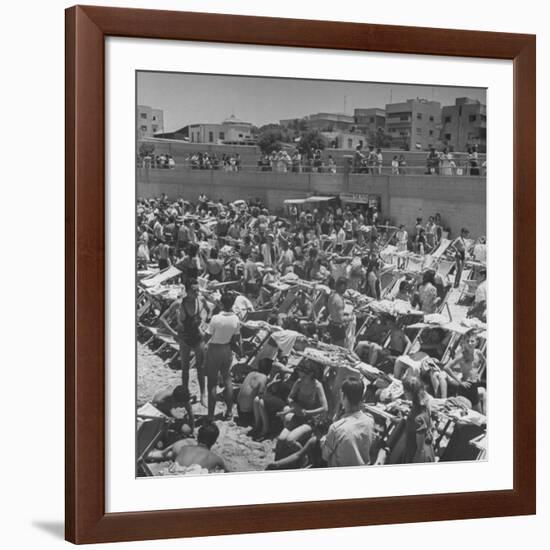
[137,159,487,177]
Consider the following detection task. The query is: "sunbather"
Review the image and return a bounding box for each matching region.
[147,422,227,472]
[152,384,195,433]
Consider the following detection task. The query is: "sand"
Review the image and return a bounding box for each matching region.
[137,343,275,473]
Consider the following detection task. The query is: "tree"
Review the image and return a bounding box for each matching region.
[368,127,392,149]
[257,129,284,155]
[139,142,155,156]
[296,129,326,156]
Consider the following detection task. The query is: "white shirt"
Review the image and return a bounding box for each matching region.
[207,312,240,344]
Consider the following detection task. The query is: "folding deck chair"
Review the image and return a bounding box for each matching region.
[136,416,167,477]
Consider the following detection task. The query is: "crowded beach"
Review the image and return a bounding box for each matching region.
[136,193,488,476]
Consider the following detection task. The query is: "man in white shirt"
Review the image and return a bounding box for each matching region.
[321,377,374,467]
[205,293,241,420]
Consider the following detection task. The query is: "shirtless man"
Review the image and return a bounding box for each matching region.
[148,422,227,472]
[327,277,352,347]
[441,332,486,413]
[237,359,273,426]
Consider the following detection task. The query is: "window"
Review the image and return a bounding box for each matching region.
[444,116,452,123]
[444,133,452,141]
[209,131,214,143]
[429,130,434,136]
[469,115,477,122]
[416,127,422,134]
[416,113,423,120]
[152,115,157,121]
[219,132,225,140]
[481,114,487,122]
[238,133,243,138]
[399,115,408,121]
[140,125,147,132]
[369,117,375,123]
[140,112,147,119]
[429,115,434,122]
[152,125,158,133]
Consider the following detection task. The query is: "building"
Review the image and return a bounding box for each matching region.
[385,99,441,151]
[440,97,487,153]
[281,112,355,132]
[354,107,386,133]
[321,131,368,150]
[137,105,165,138]
[155,114,256,145]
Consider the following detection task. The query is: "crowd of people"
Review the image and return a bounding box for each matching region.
[137,146,486,177]
[187,151,242,171]
[425,145,485,176]
[137,193,487,475]
[137,152,176,169]
[257,149,338,174]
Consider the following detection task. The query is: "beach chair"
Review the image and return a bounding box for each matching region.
[136,416,167,477]
[244,309,273,322]
[137,290,153,321]
[458,278,480,304]
[138,305,180,363]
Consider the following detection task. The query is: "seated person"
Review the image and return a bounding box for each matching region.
[275,361,328,459]
[265,433,319,470]
[394,280,413,303]
[147,422,227,472]
[152,384,195,434]
[236,358,273,426]
[440,331,486,413]
[393,328,451,380]
[355,316,392,361]
[356,315,411,369]
[251,362,296,439]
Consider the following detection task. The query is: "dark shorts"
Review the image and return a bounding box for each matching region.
[328,322,347,343]
[458,382,481,406]
[237,406,255,427]
[205,343,233,384]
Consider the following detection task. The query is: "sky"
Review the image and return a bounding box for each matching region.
[137,71,487,133]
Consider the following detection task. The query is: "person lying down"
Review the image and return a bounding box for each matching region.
[147,422,228,474]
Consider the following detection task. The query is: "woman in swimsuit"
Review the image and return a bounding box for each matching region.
[275,361,328,459]
[176,278,208,406]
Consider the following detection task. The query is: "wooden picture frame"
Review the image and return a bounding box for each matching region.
[65,4,536,544]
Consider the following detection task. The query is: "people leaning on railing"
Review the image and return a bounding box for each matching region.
[137,147,485,176]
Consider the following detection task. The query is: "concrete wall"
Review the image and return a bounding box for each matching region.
[137,168,486,237]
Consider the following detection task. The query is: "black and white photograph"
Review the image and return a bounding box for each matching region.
[135,71,488,477]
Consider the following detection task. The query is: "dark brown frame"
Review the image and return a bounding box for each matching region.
[65,4,536,544]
